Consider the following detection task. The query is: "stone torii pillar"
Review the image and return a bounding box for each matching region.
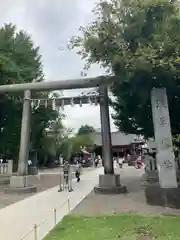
[18,90,31,175]
[94,85,127,194]
[7,90,37,193]
[99,84,114,174]
[0,76,117,194]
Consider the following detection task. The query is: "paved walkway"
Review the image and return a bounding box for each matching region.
[0,167,103,240]
[0,167,95,209]
[72,165,180,216]
[39,166,95,175]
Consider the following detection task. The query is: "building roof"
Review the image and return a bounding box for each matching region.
[92,131,142,146]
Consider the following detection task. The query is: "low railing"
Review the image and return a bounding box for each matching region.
[0,163,8,174]
[145,157,180,173]
[20,197,71,240]
[0,160,13,175]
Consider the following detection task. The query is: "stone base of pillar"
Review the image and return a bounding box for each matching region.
[4,175,37,194]
[145,182,180,209]
[94,174,127,194]
[0,174,11,185]
[28,166,38,175]
[143,172,159,183]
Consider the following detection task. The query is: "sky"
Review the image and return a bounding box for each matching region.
[0,0,117,132]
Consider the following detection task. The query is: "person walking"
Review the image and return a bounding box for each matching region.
[118,157,123,168]
[63,161,70,184]
[95,157,99,168]
[136,156,142,169]
[75,161,81,182]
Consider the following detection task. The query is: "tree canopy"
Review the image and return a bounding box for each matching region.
[58,125,95,161]
[0,23,60,165]
[70,0,180,138]
[59,133,94,161]
[77,124,95,135]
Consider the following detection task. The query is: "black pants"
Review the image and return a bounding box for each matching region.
[119,163,123,168]
[75,171,80,182]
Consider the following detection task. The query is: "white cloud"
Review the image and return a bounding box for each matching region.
[0,0,117,131]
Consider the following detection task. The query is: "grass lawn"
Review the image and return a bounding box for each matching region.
[44,214,180,240]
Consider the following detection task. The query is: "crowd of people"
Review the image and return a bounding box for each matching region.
[113,154,143,169]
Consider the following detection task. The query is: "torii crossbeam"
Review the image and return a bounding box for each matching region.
[1,75,125,194]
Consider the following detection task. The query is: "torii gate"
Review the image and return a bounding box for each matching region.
[0,76,126,194]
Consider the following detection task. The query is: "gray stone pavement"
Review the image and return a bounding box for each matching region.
[1,165,179,216]
[0,167,103,240]
[72,165,180,216]
[0,167,94,209]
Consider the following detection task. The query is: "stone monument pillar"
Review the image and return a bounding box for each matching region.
[6,90,36,193]
[94,84,126,194]
[145,88,180,208]
[151,88,177,188]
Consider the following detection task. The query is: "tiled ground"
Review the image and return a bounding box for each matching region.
[72,166,180,216]
[0,167,103,240]
[0,167,94,209]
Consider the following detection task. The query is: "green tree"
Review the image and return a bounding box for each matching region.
[70,0,180,138]
[30,106,60,166]
[0,24,59,164]
[77,124,95,135]
[71,134,94,153]
[58,127,74,162]
[59,131,94,161]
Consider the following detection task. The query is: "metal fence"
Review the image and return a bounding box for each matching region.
[145,157,180,172]
[20,197,71,240]
[0,163,8,174]
[19,165,76,240]
[0,160,13,175]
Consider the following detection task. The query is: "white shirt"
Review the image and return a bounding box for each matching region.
[75,163,81,172]
[118,158,123,164]
[28,160,32,166]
